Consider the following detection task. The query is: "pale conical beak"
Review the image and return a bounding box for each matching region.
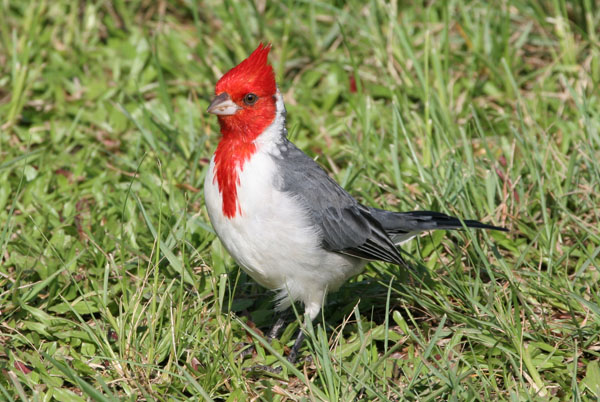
[207,92,241,116]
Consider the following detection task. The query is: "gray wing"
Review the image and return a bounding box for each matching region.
[271,140,407,267]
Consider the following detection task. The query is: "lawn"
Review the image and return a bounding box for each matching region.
[1,0,599,400]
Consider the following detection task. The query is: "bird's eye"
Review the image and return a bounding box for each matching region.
[243,93,258,105]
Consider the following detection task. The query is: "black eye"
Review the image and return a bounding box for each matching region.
[243,93,258,105]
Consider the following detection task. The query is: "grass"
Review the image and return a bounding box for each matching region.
[1,0,599,400]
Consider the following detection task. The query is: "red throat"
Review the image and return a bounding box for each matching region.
[213,137,257,218]
[213,106,275,218]
[212,44,278,219]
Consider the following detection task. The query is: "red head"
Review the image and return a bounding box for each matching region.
[207,43,278,142]
[207,44,279,219]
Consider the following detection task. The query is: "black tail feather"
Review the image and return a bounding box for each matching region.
[402,211,507,231]
[368,208,507,235]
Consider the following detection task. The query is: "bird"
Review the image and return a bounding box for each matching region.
[204,43,506,363]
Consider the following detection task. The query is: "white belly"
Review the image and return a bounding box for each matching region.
[204,148,365,317]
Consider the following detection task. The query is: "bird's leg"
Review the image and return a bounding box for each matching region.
[247,311,312,370]
[262,311,308,363]
[248,324,306,373]
[240,315,288,359]
[243,315,291,374]
[267,316,287,341]
[286,300,321,363]
[287,328,306,363]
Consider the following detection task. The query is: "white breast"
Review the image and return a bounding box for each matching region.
[204,143,365,319]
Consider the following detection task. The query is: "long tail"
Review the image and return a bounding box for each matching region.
[368,208,507,244]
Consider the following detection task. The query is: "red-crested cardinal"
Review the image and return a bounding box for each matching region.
[204,44,506,362]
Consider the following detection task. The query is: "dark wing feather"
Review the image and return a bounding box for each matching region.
[271,140,407,268]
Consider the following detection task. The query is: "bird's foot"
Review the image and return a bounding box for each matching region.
[245,364,283,375]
